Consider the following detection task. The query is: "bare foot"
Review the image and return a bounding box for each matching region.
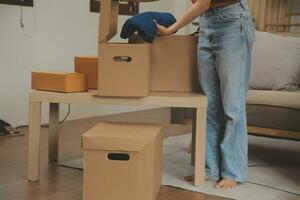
[215,178,237,189]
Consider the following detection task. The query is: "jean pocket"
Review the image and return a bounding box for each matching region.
[217,10,241,22]
[242,17,256,43]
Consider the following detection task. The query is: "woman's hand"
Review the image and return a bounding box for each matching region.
[156,0,210,36]
[156,24,176,36]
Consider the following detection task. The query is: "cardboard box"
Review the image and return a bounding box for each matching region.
[97,43,151,97]
[31,72,88,93]
[98,0,159,43]
[130,35,200,92]
[74,56,98,89]
[82,122,163,200]
[98,0,119,43]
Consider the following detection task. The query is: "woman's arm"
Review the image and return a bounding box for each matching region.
[157,0,211,35]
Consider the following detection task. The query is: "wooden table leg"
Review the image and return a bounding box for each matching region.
[27,101,41,182]
[191,108,196,166]
[194,107,207,187]
[170,107,186,124]
[49,103,60,162]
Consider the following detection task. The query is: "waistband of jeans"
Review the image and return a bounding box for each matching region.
[202,0,247,17]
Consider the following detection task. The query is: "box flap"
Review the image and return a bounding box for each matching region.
[98,0,119,43]
[98,0,160,43]
[82,122,163,152]
[32,71,71,75]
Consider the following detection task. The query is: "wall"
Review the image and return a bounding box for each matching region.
[0,0,192,126]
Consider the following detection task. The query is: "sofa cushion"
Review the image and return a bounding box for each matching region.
[247,90,300,109]
[250,31,300,91]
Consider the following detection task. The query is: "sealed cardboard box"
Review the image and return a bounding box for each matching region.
[82,122,163,200]
[98,43,151,97]
[31,72,87,93]
[130,35,200,92]
[74,56,98,89]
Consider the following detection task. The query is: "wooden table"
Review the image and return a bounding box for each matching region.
[27,90,207,186]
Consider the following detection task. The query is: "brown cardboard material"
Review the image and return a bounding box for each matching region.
[98,0,119,43]
[97,43,151,97]
[98,0,159,43]
[74,56,98,89]
[151,35,200,92]
[130,34,201,92]
[31,72,88,93]
[82,122,163,200]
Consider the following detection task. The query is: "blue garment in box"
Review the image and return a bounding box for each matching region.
[120,12,176,43]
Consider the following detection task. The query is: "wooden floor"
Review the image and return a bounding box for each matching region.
[0,108,227,200]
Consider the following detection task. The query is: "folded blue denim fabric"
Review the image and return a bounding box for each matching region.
[120,12,176,43]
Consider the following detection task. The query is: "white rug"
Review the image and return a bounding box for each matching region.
[60,134,300,200]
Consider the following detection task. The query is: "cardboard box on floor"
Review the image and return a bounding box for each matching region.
[130,34,201,92]
[74,56,98,90]
[31,72,88,93]
[82,122,163,200]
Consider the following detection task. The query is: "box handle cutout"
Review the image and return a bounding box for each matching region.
[113,56,132,62]
[107,153,130,161]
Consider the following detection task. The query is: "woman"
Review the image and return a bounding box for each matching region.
[157,0,255,189]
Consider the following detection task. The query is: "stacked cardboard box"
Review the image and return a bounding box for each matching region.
[79,1,202,200]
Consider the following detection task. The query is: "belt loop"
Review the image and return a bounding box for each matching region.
[213,8,218,15]
[239,0,245,9]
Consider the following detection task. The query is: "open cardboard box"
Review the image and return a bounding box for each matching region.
[130,34,201,92]
[151,35,200,92]
[98,42,151,97]
[98,0,159,43]
[97,0,200,97]
[97,0,158,97]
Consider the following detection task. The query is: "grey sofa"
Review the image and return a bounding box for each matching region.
[246,32,300,140]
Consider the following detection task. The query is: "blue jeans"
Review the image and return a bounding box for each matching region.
[198,0,255,182]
